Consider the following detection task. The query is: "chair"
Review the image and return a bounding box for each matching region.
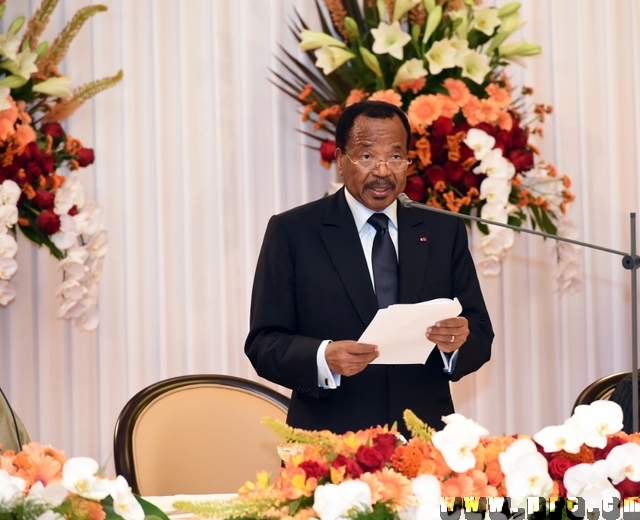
[572,371,629,412]
[113,374,290,496]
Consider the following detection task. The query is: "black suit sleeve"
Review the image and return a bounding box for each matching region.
[245,215,322,397]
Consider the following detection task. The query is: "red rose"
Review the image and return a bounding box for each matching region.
[424,165,447,185]
[332,454,363,478]
[548,456,576,480]
[68,206,79,217]
[355,445,384,472]
[474,122,495,136]
[508,149,534,172]
[319,140,336,163]
[298,460,330,480]
[33,190,55,211]
[41,154,55,174]
[76,148,95,167]
[373,433,398,462]
[616,478,640,498]
[403,175,426,201]
[36,211,61,234]
[25,160,43,180]
[431,116,454,138]
[461,171,480,190]
[594,436,626,459]
[40,122,65,139]
[444,161,464,182]
[429,136,446,162]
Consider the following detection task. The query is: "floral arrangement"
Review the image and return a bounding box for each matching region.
[0,0,122,330]
[0,442,168,520]
[176,401,640,520]
[276,0,579,288]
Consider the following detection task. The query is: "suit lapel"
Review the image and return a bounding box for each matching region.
[319,189,378,328]
[398,203,431,303]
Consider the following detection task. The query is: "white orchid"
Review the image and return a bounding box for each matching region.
[402,474,441,520]
[0,257,17,281]
[474,148,515,179]
[56,280,87,302]
[313,480,372,520]
[607,442,640,484]
[75,200,103,236]
[461,50,491,84]
[0,179,20,206]
[371,21,411,60]
[475,255,503,276]
[479,177,511,205]
[27,481,68,508]
[77,304,99,331]
[472,7,501,36]
[392,58,428,88]
[87,229,108,258]
[51,214,80,250]
[464,128,495,160]
[564,461,620,511]
[0,234,17,258]
[110,476,144,520]
[0,204,17,229]
[0,280,16,305]
[571,401,624,449]
[314,46,356,75]
[0,470,26,502]
[432,418,480,473]
[54,176,85,215]
[533,422,585,454]
[425,39,457,75]
[479,227,514,257]
[480,202,509,224]
[62,457,111,501]
[441,413,490,437]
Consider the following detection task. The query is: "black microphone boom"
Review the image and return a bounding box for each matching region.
[397,192,640,431]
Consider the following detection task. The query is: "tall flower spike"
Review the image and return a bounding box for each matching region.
[37,5,108,77]
[403,409,435,440]
[20,0,60,51]
[323,0,350,41]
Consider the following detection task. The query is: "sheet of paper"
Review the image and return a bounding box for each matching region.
[360,298,462,365]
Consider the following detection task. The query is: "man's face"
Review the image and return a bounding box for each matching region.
[336,115,408,212]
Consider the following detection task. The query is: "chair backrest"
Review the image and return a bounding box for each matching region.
[113,374,290,496]
[572,371,630,412]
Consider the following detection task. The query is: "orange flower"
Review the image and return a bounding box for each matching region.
[437,94,460,119]
[496,110,513,131]
[14,124,36,153]
[391,444,423,478]
[361,467,413,512]
[67,495,106,520]
[461,96,482,126]
[408,95,442,129]
[346,88,368,106]
[368,89,403,107]
[443,78,471,107]
[302,102,317,122]
[441,474,475,497]
[413,137,431,167]
[398,77,426,94]
[298,84,313,101]
[484,459,504,488]
[486,83,510,108]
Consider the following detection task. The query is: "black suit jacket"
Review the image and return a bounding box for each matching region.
[245,188,493,437]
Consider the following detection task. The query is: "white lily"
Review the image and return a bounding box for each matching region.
[449,9,469,39]
[392,58,428,88]
[0,86,11,111]
[32,76,73,99]
[425,39,457,75]
[371,21,411,60]
[460,50,491,84]
[0,470,25,501]
[0,179,20,206]
[0,280,16,305]
[571,401,624,448]
[110,476,144,520]
[0,234,17,258]
[393,0,421,22]
[471,7,501,36]
[299,30,346,51]
[432,420,479,473]
[314,480,372,520]
[62,457,111,501]
[533,422,585,454]
[479,227,514,257]
[451,40,471,67]
[0,257,17,281]
[499,41,542,57]
[607,442,640,484]
[564,461,620,511]
[464,128,495,160]
[314,46,356,75]
[2,50,38,79]
[0,32,20,60]
[51,214,80,251]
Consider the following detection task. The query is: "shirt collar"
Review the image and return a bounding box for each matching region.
[343,187,398,232]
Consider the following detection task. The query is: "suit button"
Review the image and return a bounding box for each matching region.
[388,365,396,370]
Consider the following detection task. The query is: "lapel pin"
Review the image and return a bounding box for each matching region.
[420,236,427,242]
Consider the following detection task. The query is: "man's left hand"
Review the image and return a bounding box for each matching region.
[426,317,469,353]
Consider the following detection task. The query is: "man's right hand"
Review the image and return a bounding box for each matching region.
[325,341,379,376]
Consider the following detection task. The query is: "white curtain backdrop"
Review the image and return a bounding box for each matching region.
[2,0,639,470]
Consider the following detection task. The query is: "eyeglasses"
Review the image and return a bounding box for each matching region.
[344,151,412,174]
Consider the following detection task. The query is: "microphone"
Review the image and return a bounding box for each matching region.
[397,192,630,260]
[398,192,640,431]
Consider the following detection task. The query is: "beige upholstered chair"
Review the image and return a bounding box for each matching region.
[113,374,290,495]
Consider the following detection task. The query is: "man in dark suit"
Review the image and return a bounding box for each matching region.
[245,101,493,437]
[610,374,638,433]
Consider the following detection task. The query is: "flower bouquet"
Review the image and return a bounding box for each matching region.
[0,0,122,329]
[0,442,168,520]
[176,401,640,520]
[275,0,579,288]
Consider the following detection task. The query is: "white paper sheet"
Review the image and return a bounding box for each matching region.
[360,297,462,365]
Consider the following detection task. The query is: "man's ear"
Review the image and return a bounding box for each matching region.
[334,148,344,176]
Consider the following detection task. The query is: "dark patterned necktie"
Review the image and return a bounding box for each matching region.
[368,213,398,309]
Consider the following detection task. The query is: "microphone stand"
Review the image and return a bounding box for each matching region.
[397,193,640,431]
